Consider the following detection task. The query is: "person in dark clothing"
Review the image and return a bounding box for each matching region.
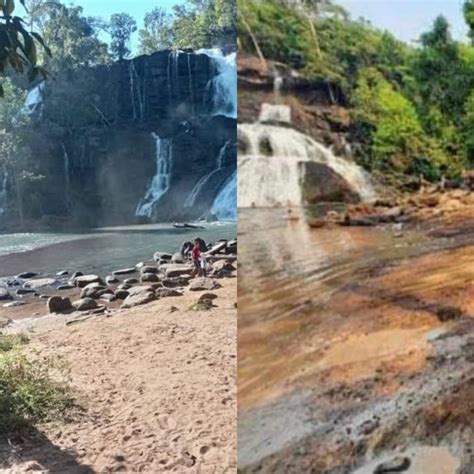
[180,241,193,259]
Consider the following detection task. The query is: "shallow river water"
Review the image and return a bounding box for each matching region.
[0,221,236,279]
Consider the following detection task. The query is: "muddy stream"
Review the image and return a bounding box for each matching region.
[238,207,474,473]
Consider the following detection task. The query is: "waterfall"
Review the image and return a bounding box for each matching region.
[0,168,8,218]
[136,133,173,217]
[211,170,237,220]
[184,140,232,208]
[24,82,44,115]
[238,123,375,208]
[198,48,237,118]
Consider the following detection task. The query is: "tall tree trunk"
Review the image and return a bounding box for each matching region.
[239,11,267,71]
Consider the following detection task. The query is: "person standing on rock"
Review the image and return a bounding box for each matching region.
[191,239,204,277]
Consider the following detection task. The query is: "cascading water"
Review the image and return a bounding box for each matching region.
[136,133,173,217]
[211,170,237,220]
[24,82,44,115]
[184,139,232,208]
[238,123,375,208]
[198,48,237,119]
[0,168,8,218]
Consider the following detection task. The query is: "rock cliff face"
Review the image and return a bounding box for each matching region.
[1,49,237,230]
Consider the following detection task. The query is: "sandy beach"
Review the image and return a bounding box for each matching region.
[0,274,237,473]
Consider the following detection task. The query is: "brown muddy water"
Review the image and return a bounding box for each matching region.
[238,207,474,473]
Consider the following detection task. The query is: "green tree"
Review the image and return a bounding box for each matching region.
[464,0,474,45]
[109,13,137,60]
[138,7,174,54]
[27,2,110,72]
[0,0,51,96]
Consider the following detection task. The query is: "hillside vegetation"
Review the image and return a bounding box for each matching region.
[238,0,474,182]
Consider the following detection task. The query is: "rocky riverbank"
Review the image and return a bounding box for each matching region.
[0,239,237,473]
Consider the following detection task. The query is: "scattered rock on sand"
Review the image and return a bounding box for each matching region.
[162,277,190,288]
[106,275,120,285]
[73,297,98,311]
[16,288,36,296]
[47,296,73,314]
[56,270,69,276]
[141,273,160,283]
[374,456,411,473]
[0,316,12,327]
[71,271,84,279]
[154,252,172,262]
[140,266,159,274]
[80,283,108,299]
[0,288,13,300]
[198,292,218,303]
[189,277,222,291]
[57,284,75,290]
[74,275,103,288]
[164,264,193,278]
[171,252,185,264]
[3,301,26,308]
[156,288,182,298]
[113,268,137,276]
[127,286,155,297]
[100,293,117,303]
[17,271,39,279]
[121,292,156,309]
[124,278,139,285]
[117,283,131,290]
[24,278,57,289]
[114,289,130,300]
[212,261,236,273]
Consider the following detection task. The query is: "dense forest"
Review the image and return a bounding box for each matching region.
[238,0,474,182]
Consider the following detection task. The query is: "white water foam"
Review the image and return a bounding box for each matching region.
[136,133,173,217]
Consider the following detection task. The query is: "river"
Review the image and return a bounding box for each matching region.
[0,221,236,279]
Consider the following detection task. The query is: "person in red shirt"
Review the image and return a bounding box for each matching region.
[191,239,203,277]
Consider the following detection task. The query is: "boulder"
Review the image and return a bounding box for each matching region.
[117,283,131,291]
[3,301,26,308]
[16,288,36,296]
[47,296,73,314]
[154,252,172,262]
[140,266,159,274]
[212,261,236,273]
[156,289,183,298]
[74,275,103,288]
[0,317,12,328]
[374,456,411,473]
[189,278,222,291]
[124,278,139,285]
[163,264,193,278]
[80,283,108,299]
[17,271,39,279]
[127,286,155,297]
[24,278,57,289]
[72,297,98,311]
[299,161,361,204]
[0,288,13,301]
[57,284,75,291]
[141,273,160,283]
[113,268,137,276]
[198,293,218,303]
[114,289,130,300]
[71,271,84,279]
[56,270,69,276]
[121,292,156,309]
[162,277,190,288]
[100,293,117,303]
[171,252,185,264]
[106,275,120,285]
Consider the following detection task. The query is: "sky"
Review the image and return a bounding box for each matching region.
[339,0,468,44]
